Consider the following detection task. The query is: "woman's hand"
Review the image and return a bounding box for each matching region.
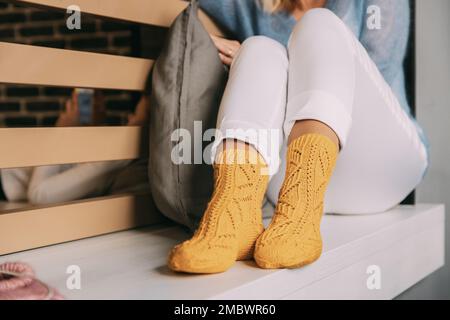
[127,96,150,126]
[56,91,80,127]
[210,35,241,66]
[57,90,106,127]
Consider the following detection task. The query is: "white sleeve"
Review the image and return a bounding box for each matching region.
[27,160,131,204]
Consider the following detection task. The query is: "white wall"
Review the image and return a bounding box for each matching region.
[397,0,450,300]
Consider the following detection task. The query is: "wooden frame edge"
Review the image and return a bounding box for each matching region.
[0,194,167,255]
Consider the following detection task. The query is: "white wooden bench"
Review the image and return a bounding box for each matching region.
[0,0,445,299]
[0,204,444,299]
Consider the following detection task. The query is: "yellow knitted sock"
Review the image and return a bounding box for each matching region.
[254,134,338,269]
[168,145,268,274]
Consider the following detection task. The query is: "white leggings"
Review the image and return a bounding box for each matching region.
[211,9,428,214]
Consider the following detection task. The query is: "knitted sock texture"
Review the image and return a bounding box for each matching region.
[254,134,338,269]
[168,146,268,274]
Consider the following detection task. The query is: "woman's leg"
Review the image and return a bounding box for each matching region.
[168,36,289,274]
[255,8,428,269]
[211,36,289,176]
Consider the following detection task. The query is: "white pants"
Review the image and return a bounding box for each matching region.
[211,9,428,214]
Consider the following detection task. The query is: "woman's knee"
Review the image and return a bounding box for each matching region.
[237,36,288,67]
[296,8,344,31]
[241,36,286,54]
[288,8,354,53]
[303,8,341,23]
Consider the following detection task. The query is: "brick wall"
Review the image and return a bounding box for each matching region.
[0,1,166,127]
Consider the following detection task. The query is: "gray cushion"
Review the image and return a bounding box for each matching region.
[149,0,228,230]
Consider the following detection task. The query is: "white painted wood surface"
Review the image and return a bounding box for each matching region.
[0,204,444,300]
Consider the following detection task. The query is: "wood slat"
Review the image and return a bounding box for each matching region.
[0,194,166,255]
[12,0,189,27]
[0,42,153,90]
[0,127,147,169]
[11,0,224,36]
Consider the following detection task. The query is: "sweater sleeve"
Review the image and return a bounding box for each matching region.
[359,0,411,85]
[27,161,131,204]
[0,168,33,202]
[198,0,259,40]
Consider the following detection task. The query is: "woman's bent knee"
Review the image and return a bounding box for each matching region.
[241,36,286,54]
[298,8,345,31]
[236,36,288,67]
[303,8,340,23]
[288,8,354,54]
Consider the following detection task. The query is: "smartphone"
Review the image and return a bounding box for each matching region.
[75,88,94,125]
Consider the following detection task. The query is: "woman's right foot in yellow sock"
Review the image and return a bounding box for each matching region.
[168,145,268,274]
[254,134,338,269]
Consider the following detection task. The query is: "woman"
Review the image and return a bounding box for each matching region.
[168,0,429,273]
[0,92,149,204]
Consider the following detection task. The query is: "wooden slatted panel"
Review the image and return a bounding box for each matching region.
[0,127,146,169]
[11,0,225,36]
[0,42,153,90]
[0,194,166,255]
[0,0,225,257]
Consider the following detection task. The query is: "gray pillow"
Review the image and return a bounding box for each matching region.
[149,0,228,230]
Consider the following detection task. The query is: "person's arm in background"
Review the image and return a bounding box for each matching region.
[0,168,33,202]
[27,93,150,205]
[27,162,129,204]
[127,95,150,126]
[0,94,82,203]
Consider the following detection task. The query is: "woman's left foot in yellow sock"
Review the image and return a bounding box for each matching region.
[168,146,268,274]
[254,134,338,269]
